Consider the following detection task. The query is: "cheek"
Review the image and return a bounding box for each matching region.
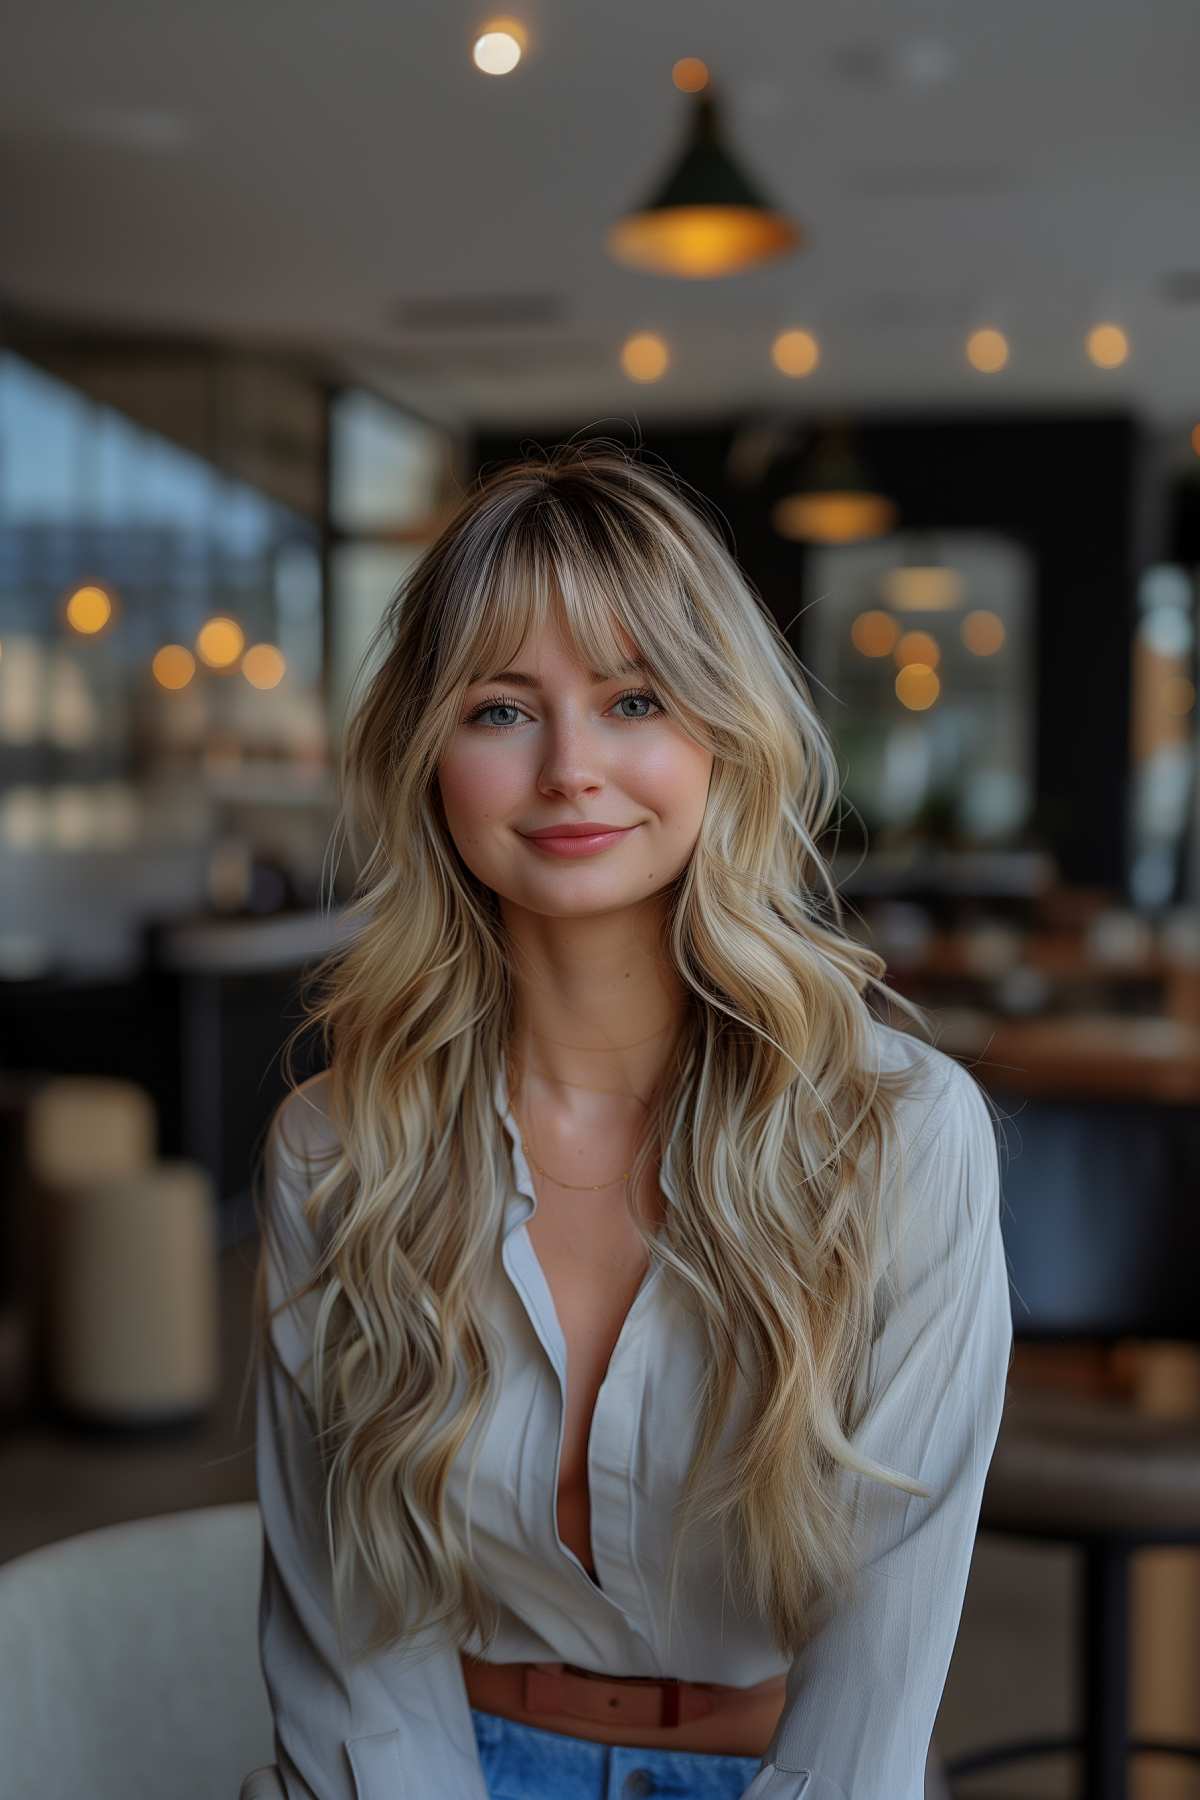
[437,742,522,827]
[628,738,713,820]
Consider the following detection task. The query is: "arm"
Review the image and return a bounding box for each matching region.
[740,1059,1014,1800]
[255,1088,490,1800]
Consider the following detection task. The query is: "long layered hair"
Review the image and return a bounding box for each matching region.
[252,438,946,1669]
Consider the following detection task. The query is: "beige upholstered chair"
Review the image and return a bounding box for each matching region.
[0,1503,275,1800]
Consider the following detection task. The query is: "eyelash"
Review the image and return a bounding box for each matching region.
[464,686,664,732]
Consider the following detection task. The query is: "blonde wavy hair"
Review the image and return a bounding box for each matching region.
[251,437,943,1672]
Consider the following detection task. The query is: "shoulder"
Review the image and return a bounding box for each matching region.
[263,1071,342,1262]
[270,1068,340,1175]
[867,1019,996,1154]
[260,1075,341,1382]
[865,1020,1002,1262]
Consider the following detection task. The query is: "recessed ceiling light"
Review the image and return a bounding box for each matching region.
[473,19,527,76]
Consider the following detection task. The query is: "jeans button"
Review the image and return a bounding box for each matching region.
[623,1774,655,1798]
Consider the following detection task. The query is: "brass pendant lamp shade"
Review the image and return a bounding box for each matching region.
[772,423,899,544]
[607,88,804,279]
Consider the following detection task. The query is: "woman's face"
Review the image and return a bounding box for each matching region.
[436,618,714,919]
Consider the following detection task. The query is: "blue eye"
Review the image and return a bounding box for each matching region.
[465,686,664,731]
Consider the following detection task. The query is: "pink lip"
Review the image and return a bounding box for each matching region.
[525,824,636,835]
[519,823,638,857]
[523,822,633,839]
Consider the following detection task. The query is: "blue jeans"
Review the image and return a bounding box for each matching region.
[469,1705,764,1799]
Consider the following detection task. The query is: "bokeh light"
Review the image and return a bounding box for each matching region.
[65,586,112,634]
[241,643,287,690]
[672,58,710,92]
[196,616,245,669]
[966,329,1009,373]
[152,645,196,690]
[771,329,820,377]
[473,19,526,75]
[620,332,670,382]
[1086,323,1129,368]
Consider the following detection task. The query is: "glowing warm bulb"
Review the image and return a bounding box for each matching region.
[153,645,196,690]
[895,663,940,711]
[66,585,112,633]
[894,630,941,670]
[1087,322,1129,368]
[967,328,1008,373]
[850,611,900,657]
[473,19,526,75]
[962,610,1006,655]
[196,616,245,668]
[672,58,709,92]
[241,643,287,690]
[620,332,670,382]
[772,329,820,377]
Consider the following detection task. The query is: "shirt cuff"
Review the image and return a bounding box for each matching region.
[739,1762,847,1799]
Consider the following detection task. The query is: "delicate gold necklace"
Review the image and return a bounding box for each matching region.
[507,1056,632,1192]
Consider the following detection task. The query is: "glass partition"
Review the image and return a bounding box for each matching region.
[804,530,1035,850]
[0,349,328,976]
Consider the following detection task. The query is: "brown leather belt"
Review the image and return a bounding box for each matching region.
[463,1655,786,1730]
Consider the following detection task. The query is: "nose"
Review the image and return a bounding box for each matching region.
[534,711,610,797]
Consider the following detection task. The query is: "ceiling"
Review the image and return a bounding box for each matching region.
[2,0,1199,436]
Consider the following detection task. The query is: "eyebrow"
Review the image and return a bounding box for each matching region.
[469,657,647,688]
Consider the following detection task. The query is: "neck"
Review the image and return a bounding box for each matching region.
[503,900,685,1122]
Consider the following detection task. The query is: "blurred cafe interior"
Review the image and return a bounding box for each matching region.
[1,5,1199,1798]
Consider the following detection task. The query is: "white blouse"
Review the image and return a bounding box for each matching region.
[255,1021,1014,1800]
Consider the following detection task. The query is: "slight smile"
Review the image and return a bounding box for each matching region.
[518,824,640,857]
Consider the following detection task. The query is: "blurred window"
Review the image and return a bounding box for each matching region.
[1129,563,1198,909]
[326,386,459,748]
[0,351,324,791]
[805,531,1035,849]
[330,390,451,534]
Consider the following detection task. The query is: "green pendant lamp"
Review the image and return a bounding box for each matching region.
[607,85,804,279]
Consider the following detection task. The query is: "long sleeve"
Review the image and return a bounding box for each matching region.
[739,1058,1014,1800]
[254,1092,490,1800]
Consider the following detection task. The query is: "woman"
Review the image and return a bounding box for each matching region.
[251,440,1013,1800]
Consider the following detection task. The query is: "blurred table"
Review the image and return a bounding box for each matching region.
[933,1010,1200,1105]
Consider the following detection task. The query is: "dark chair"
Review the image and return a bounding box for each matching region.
[944,1089,1200,1800]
